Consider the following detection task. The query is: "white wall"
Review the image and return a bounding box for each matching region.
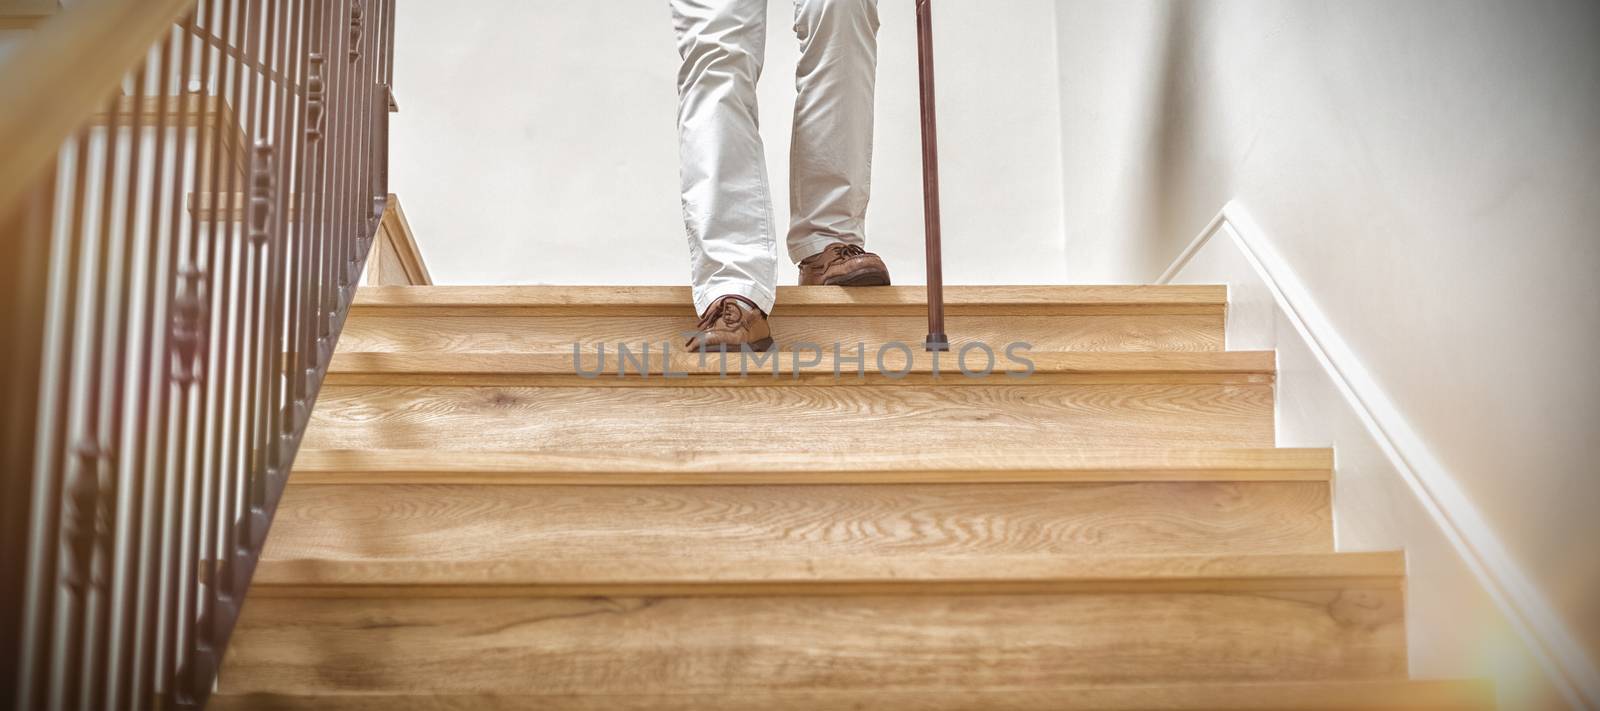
[390,0,1067,290]
[1055,0,1600,704]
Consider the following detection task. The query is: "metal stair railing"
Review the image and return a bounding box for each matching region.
[0,0,396,707]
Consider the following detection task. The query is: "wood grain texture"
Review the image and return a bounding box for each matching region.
[209,680,1497,711]
[289,447,1333,485]
[249,551,1403,591]
[336,313,1225,353]
[323,350,1274,387]
[368,239,410,287]
[261,482,1333,567]
[365,196,431,286]
[220,579,1407,694]
[302,383,1276,453]
[350,285,1228,317]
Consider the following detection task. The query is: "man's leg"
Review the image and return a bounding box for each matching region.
[671,0,778,316]
[788,0,880,265]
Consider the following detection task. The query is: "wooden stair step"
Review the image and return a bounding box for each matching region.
[291,447,1331,484]
[249,551,1397,592]
[351,285,1229,316]
[305,378,1275,453]
[210,679,1496,710]
[262,478,1332,565]
[339,313,1225,353]
[221,553,1408,694]
[343,285,1227,353]
[323,350,1274,386]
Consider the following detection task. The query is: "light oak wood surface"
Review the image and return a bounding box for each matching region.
[364,196,431,286]
[222,572,1407,694]
[209,680,1497,711]
[248,551,1403,591]
[290,447,1332,484]
[261,481,1333,566]
[222,280,1493,703]
[322,350,1274,387]
[303,383,1276,453]
[351,284,1228,317]
[337,313,1225,353]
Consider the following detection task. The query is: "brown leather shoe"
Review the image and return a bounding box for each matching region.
[685,294,774,352]
[798,242,891,286]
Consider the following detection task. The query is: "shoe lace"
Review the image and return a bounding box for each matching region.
[688,296,758,347]
[695,299,738,331]
[829,244,867,264]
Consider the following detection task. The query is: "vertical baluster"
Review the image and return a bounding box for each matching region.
[291,0,324,461]
[51,79,128,710]
[355,0,379,275]
[13,130,78,709]
[296,4,325,432]
[265,0,298,497]
[332,0,352,348]
[122,20,185,708]
[348,0,366,295]
[316,0,340,364]
[186,0,248,699]
[314,0,335,383]
[234,0,274,585]
[78,66,138,709]
[348,0,371,296]
[90,45,156,711]
[244,0,298,558]
[149,9,202,706]
[163,0,227,702]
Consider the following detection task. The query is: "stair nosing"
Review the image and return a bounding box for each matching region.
[249,552,1404,595]
[351,285,1228,317]
[322,350,1274,386]
[290,447,1331,484]
[208,679,1496,711]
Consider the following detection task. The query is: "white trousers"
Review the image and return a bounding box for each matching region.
[670,0,880,315]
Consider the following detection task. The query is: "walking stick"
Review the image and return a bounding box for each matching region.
[915,0,949,351]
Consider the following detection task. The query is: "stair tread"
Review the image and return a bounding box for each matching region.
[307,381,1276,452]
[211,679,1495,710]
[324,349,1275,386]
[352,284,1228,316]
[251,551,1402,591]
[292,446,1331,483]
[264,478,1332,563]
[339,313,1227,353]
[224,579,1410,692]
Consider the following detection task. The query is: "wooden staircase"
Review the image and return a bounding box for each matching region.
[214,285,1493,709]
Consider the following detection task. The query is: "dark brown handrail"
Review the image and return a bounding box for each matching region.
[915,0,948,351]
[1,0,396,708]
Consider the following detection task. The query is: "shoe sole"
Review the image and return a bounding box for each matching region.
[822,268,891,287]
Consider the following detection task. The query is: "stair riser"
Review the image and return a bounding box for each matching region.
[337,314,1224,354]
[221,587,1407,695]
[265,482,1332,564]
[304,383,1276,453]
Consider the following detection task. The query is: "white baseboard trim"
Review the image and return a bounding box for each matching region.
[1160,200,1597,709]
